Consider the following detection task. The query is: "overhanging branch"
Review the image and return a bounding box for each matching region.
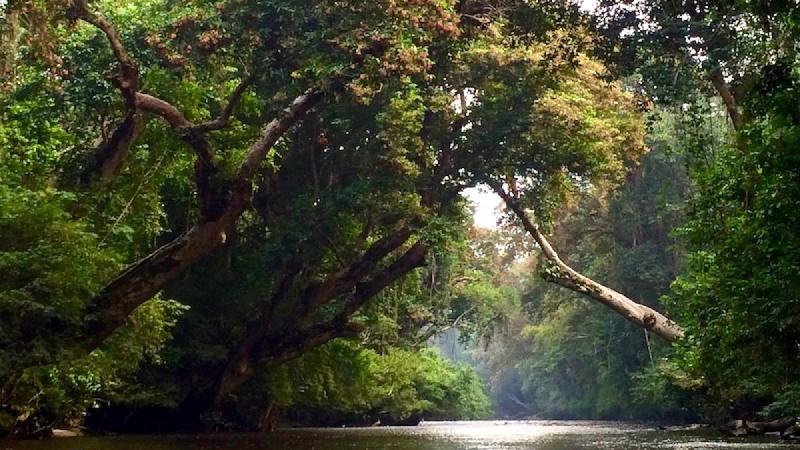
[708,68,743,130]
[489,180,684,342]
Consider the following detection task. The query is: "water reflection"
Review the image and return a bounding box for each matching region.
[1,421,797,450]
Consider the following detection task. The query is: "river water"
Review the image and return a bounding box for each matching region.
[2,421,797,449]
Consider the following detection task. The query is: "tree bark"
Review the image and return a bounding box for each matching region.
[0,10,20,89]
[178,273,297,415]
[491,182,684,342]
[708,68,743,130]
[94,111,143,182]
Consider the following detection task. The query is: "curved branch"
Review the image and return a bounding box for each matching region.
[134,92,223,217]
[489,181,684,342]
[84,90,324,350]
[266,241,428,367]
[344,241,429,315]
[69,1,144,182]
[134,93,192,128]
[70,0,138,99]
[192,73,257,132]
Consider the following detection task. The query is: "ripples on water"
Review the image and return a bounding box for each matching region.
[2,421,797,449]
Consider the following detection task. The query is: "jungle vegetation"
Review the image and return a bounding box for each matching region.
[0,0,798,437]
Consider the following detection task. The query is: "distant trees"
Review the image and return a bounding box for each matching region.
[460,0,800,420]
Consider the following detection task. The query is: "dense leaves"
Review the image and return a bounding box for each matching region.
[4,0,644,433]
[666,61,800,418]
[267,342,491,427]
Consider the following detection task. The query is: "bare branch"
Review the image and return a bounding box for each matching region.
[263,320,363,370]
[134,93,192,128]
[489,180,684,342]
[70,0,138,100]
[289,225,413,331]
[193,73,257,132]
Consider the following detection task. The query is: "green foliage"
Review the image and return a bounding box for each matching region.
[262,341,491,426]
[630,361,701,419]
[665,60,800,418]
[0,295,185,435]
[0,171,184,433]
[0,185,117,367]
[0,163,185,433]
[591,0,800,422]
[376,83,426,177]
[0,14,187,432]
[454,26,646,221]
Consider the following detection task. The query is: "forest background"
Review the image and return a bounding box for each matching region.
[0,0,798,438]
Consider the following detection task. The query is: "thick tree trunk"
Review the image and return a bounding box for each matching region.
[491,182,684,342]
[178,273,296,414]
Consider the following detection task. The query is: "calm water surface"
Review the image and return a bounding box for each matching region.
[2,421,798,449]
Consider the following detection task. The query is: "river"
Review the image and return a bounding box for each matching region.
[1,421,797,449]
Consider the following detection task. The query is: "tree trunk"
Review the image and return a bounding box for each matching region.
[491,182,684,342]
[178,273,296,415]
[0,10,20,89]
[708,68,743,130]
[257,401,276,432]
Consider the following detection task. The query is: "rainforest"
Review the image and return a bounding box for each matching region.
[1,0,799,443]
